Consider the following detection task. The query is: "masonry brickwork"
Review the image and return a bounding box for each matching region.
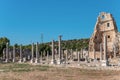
[89,12,119,59]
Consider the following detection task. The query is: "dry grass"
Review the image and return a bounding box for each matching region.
[0,63,120,80]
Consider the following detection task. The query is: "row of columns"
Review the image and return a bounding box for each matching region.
[4,43,23,63]
[2,36,85,65]
[51,40,86,65]
[3,42,50,63]
[31,42,50,64]
[2,38,61,64]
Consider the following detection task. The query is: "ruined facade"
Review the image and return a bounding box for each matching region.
[89,12,119,59]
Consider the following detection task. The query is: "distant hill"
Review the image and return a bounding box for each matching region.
[45,38,90,51]
[61,38,89,50]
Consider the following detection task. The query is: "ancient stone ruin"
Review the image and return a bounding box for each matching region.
[89,12,120,66]
[1,12,120,70]
[89,12,119,59]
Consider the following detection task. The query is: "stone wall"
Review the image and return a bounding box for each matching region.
[89,12,118,59]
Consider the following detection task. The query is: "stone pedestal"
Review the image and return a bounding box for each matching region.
[101,60,108,67]
[23,57,26,62]
[5,59,8,63]
[19,59,22,63]
[51,59,56,64]
[57,59,61,64]
[35,59,39,63]
[30,59,34,63]
[12,59,15,63]
[94,59,98,62]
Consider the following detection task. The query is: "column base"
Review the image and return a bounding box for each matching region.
[57,59,61,64]
[12,59,15,63]
[35,59,39,63]
[101,60,108,67]
[23,58,26,62]
[30,59,34,63]
[5,59,8,63]
[19,59,23,63]
[94,59,98,62]
[51,59,56,64]
[78,63,80,66]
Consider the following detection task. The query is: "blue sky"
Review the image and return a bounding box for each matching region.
[0,0,120,45]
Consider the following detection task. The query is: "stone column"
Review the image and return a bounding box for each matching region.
[5,42,9,63]
[51,40,55,64]
[61,49,64,60]
[100,43,103,61]
[76,49,78,59]
[78,51,80,65]
[23,49,26,62]
[35,42,39,63]
[93,49,96,60]
[55,49,57,60]
[3,48,6,60]
[113,45,116,58]
[13,45,16,62]
[101,35,108,66]
[81,48,83,59]
[9,51,12,60]
[104,35,107,60]
[47,51,49,64]
[41,51,43,63]
[85,51,89,63]
[88,50,90,60]
[65,49,68,64]
[71,49,73,61]
[19,44,22,63]
[31,43,34,63]
[57,35,62,64]
[86,51,89,63]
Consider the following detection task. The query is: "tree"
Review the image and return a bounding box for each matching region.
[0,37,10,56]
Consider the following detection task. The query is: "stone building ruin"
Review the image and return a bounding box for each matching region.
[89,12,120,60]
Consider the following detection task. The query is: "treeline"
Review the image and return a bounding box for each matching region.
[29,38,89,51]
[41,38,89,51]
[61,38,89,50]
[0,37,10,56]
[0,37,89,55]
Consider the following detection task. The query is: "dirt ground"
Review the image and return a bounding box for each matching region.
[0,63,120,80]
